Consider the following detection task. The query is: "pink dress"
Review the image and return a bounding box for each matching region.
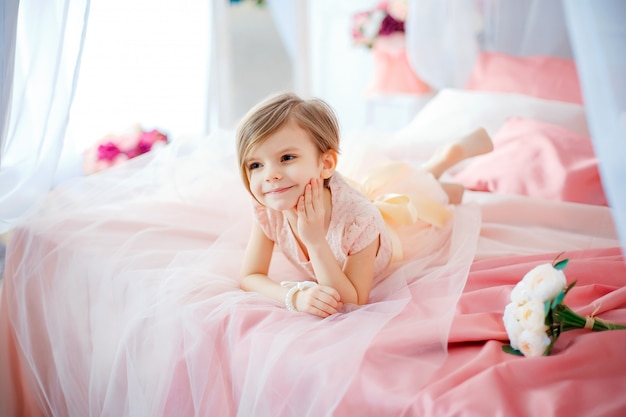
[0,136,481,417]
[254,172,393,282]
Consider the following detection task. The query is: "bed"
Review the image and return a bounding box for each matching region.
[1,81,625,416]
[2,2,626,416]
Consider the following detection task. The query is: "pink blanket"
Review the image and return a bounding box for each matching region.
[336,248,626,416]
[2,242,624,416]
[1,137,624,416]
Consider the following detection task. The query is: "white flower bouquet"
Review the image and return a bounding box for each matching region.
[502,255,626,357]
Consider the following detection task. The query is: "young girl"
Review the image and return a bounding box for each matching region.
[236,92,492,318]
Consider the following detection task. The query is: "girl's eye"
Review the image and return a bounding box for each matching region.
[248,162,261,170]
[281,155,296,162]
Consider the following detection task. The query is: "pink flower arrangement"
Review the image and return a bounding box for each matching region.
[83,126,168,174]
[351,0,408,49]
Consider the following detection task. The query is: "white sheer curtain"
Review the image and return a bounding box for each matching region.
[563,0,626,257]
[0,0,225,235]
[406,0,572,89]
[0,0,90,234]
[0,0,19,159]
[406,0,626,254]
[268,0,382,134]
[266,0,310,96]
[57,0,221,181]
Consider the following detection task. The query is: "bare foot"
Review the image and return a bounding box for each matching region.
[456,127,494,157]
[422,128,494,179]
[441,182,465,204]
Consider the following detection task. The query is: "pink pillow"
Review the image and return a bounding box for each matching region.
[453,117,607,205]
[466,52,583,105]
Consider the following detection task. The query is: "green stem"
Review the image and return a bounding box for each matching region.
[553,304,626,332]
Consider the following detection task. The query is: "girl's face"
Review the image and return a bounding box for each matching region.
[245,120,334,211]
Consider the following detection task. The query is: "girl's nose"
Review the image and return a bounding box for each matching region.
[264,165,282,181]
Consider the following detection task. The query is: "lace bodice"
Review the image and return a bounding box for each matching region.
[254,172,392,281]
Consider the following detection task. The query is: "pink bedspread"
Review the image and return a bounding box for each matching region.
[1,136,624,416]
[2,246,625,417]
[336,247,626,416]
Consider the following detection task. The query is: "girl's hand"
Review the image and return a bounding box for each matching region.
[296,178,326,247]
[295,285,342,318]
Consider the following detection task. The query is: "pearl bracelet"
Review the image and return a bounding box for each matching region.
[280,281,317,312]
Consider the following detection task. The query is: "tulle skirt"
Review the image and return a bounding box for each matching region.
[1,131,481,417]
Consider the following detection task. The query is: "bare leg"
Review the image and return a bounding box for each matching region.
[421,128,493,204]
[421,127,493,180]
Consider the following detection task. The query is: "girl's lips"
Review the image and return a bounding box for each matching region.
[265,186,293,195]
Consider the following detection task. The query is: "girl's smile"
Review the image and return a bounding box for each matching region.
[246,120,328,211]
[264,186,294,195]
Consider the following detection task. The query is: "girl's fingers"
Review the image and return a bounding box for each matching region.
[300,286,342,317]
[318,285,342,302]
[295,179,325,221]
[312,308,332,319]
[310,288,341,315]
[312,299,337,317]
[311,178,320,211]
[305,183,314,214]
[297,195,305,213]
[298,184,309,218]
[316,291,340,308]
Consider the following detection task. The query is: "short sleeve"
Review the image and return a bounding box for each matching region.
[341,205,383,256]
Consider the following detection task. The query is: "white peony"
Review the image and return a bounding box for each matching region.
[502,303,522,350]
[517,299,548,332]
[518,329,551,357]
[520,263,567,302]
[502,257,625,358]
[510,280,530,305]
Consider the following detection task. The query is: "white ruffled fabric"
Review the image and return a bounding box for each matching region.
[1,131,481,417]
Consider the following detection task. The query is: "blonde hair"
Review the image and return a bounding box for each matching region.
[235,92,340,196]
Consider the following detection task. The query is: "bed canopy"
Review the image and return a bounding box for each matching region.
[267,0,625,253]
[3,0,622,255]
[404,0,625,253]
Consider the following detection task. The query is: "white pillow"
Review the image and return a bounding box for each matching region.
[382,89,589,163]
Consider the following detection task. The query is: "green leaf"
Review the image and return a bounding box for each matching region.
[564,280,577,295]
[544,300,552,316]
[554,258,569,270]
[551,291,566,308]
[502,345,524,356]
